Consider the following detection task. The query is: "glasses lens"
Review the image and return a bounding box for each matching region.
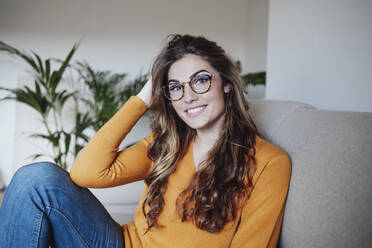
[165,83,183,100]
[190,74,211,93]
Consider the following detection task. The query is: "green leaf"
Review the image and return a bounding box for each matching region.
[35,80,42,98]
[0,40,80,172]
[45,59,51,82]
[235,60,242,73]
[30,133,56,145]
[242,72,266,86]
[50,43,79,93]
[30,131,61,147]
[54,90,75,114]
[32,51,45,79]
[64,132,71,155]
[49,70,58,92]
[54,154,63,167]
[74,144,84,156]
[1,85,50,115]
[0,41,40,73]
[28,153,45,160]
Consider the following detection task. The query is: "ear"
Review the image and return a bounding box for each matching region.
[223,84,231,93]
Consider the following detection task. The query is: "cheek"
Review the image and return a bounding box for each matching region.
[171,102,183,117]
[208,89,226,108]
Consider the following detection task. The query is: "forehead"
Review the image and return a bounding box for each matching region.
[168,54,217,81]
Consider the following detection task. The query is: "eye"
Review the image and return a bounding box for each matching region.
[193,75,211,86]
[168,83,183,92]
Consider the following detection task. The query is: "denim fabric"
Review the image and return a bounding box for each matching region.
[0,162,125,248]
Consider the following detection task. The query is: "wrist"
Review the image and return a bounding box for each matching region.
[137,91,151,107]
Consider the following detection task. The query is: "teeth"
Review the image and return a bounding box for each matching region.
[187,106,205,114]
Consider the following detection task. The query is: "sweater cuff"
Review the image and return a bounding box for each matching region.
[124,96,148,114]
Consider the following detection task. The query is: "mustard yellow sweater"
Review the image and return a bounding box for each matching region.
[70,96,291,248]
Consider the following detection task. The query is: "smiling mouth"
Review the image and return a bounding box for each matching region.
[185,105,207,114]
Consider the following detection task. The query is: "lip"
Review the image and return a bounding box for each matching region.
[184,105,207,117]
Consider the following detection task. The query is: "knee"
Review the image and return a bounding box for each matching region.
[11,161,67,188]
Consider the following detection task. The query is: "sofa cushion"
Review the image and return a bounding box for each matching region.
[249,100,372,248]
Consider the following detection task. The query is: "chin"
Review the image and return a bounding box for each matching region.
[183,119,207,130]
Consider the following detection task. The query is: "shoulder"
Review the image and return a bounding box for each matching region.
[254,136,288,161]
[252,136,291,184]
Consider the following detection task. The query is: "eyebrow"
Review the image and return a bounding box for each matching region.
[168,69,211,83]
[189,69,210,79]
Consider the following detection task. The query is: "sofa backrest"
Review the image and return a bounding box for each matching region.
[248,100,372,248]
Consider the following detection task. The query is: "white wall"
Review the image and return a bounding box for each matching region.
[245,0,269,72]
[245,0,269,99]
[0,0,256,75]
[266,0,372,112]
[0,0,267,185]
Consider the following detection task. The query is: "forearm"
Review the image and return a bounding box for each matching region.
[70,96,149,187]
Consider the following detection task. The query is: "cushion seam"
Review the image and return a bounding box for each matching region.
[270,105,313,141]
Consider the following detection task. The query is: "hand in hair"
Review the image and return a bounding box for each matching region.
[137,77,153,107]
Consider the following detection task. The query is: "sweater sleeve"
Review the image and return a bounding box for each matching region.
[70,96,153,188]
[230,154,291,248]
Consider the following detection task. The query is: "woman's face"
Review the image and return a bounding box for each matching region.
[167,54,230,133]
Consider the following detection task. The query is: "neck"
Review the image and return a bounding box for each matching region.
[195,130,218,149]
[194,117,225,150]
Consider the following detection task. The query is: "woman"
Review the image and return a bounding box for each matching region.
[0,34,291,247]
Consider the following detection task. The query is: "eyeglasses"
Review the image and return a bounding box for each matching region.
[162,72,212,101]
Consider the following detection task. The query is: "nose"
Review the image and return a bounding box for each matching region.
[183,84,198,103]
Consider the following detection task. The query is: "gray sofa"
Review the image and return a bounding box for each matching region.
[94,99,372,247]
[248,100,372,248]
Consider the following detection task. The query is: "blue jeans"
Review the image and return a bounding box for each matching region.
[0,162,125,248]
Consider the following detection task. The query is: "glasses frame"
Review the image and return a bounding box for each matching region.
[162,73,213,101]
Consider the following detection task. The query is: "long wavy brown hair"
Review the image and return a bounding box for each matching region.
[143,34,258,233]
